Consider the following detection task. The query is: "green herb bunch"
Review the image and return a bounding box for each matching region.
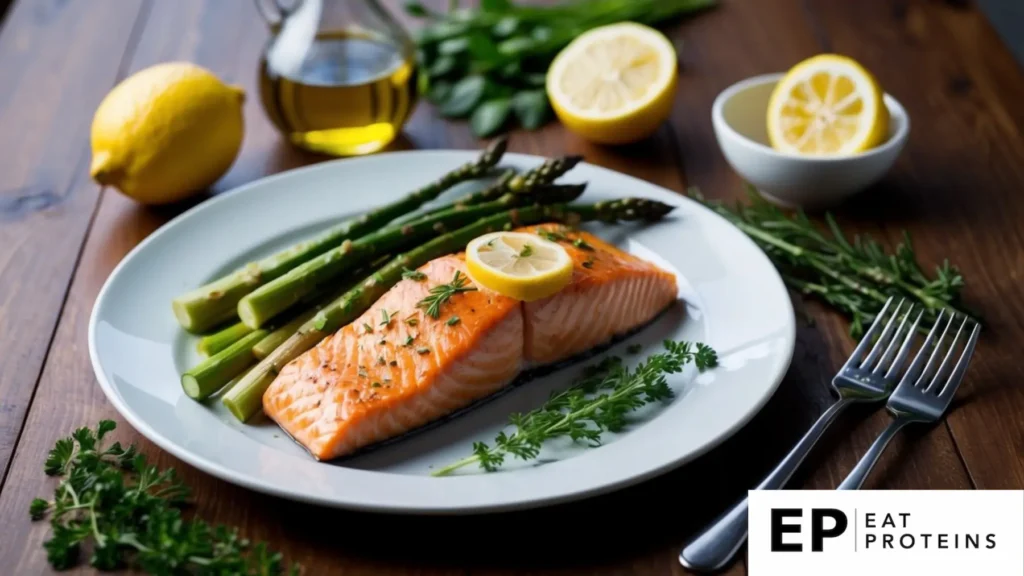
[30,420,298,575]
[432,339,718,476]
[691,186,975,338]
[404,0,717,137]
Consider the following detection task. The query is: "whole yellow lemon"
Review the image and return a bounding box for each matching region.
[89,62,245,205]
[546,23,678,145]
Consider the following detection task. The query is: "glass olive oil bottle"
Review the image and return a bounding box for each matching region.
[255,0,418,156]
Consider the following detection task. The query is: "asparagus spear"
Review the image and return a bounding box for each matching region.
[445,155,583,207]
[505,155,583,193]
[170,137,509,334]
[392,154,583,225]
[237,184,587,329]
[385,168,518,228]
[222,197,675,422]
[223,366,254,396]
[194,266,364,356]
[385,155,582,227]
[181,329,269,400]
[252,308,318,360]
[196,322,253,357]
[184,259,386,394]
[224,370,278,423]
[250,269,369,360]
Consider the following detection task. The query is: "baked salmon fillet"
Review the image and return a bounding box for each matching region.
[263,224,678,460]
[518,224,679,365]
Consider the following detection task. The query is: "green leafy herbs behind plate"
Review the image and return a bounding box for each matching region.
[406,0,717,137]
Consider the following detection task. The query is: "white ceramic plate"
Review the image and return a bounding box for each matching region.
[89,150,795,514]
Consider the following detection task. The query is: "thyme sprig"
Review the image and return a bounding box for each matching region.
[690,186,975,338]
[432,339,717,476]
[416,270,477,319]
[30,421,298,574]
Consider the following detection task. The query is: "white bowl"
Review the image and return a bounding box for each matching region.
[711,72,909,209]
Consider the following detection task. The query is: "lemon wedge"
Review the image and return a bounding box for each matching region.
[546,22,678,145]
[465,232,573,302]
[766,54,889,156]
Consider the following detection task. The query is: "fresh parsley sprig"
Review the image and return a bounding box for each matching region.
[431,339,718,476]
[30,420,298,575]
[416,270,477,319]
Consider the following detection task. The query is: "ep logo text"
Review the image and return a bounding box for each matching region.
[769,508,847,552]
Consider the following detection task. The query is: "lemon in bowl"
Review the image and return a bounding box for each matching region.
[711,54,909,208]
[546,22,677,145]
[89,62,246,205]
[766,54,889,156]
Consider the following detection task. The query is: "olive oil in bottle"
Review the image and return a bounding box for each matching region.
[259,31,417,156]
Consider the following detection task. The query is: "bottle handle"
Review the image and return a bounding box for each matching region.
[254,0,303,28]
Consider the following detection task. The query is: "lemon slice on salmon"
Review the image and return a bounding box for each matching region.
[465,232,573,301]
[767,54,889,156]
[546,22,678,144]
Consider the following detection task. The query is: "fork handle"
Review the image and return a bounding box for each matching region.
[678,397,855,573]
[837,417,913,490]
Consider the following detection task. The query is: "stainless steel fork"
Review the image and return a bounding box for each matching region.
[679,296,921,573]
[837,310,980,490]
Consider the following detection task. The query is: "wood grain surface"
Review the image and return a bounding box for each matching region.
[0,0,147,485]
[0,0,1021,574]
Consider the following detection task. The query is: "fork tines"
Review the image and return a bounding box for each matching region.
[845,297,921,377]
[898,307,981,400]
[845,296,979,388]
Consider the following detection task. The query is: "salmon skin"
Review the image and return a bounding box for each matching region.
[263,224,679,461]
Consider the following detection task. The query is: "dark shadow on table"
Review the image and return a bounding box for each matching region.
[835,178,980,227]
[0,0,12,25]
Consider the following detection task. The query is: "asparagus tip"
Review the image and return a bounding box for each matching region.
[526,183,587,205]
[591,197,677,222]
[546,155,584,177]
[482,136,509,164]
[635,198,676,220]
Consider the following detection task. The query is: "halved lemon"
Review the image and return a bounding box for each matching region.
[546,22,678,144]
[766,54,889,156]
[465,232,573,301]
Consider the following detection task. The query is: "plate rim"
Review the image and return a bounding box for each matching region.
[88,148,796,514]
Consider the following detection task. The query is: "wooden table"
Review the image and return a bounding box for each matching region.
[0,0,1021,573]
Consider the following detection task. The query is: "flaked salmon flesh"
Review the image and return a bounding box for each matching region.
[262,224,679,460]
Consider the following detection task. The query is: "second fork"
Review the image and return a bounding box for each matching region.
[837,310,981,490]
[679,296,921,573]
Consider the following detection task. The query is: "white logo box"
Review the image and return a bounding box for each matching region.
[748,490,1024,576]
